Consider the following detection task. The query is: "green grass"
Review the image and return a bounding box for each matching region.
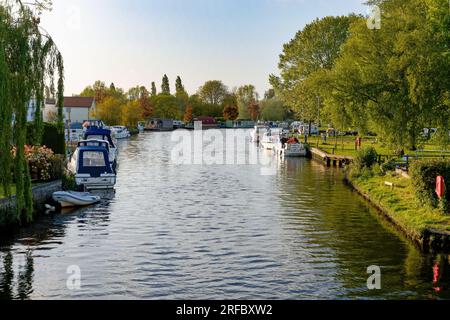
[0,183,44,199]
[298,134,450,158]
[349,173,450,237]
[0,185,16,199]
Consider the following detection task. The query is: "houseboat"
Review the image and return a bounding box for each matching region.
[68,146,116,190]
[145,119,175,131]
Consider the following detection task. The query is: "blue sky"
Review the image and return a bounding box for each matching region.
[41,0,367,96]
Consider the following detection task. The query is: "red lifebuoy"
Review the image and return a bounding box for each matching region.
[436,176,445,199]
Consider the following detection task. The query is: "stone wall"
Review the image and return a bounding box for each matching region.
[0,180,62,213]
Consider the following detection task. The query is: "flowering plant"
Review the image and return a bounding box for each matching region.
[26,145,55,181]
[12,145,55,181]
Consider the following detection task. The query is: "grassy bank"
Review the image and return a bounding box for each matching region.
[347,172,450,251]
[299,134,449,158]
[0,185,16,199]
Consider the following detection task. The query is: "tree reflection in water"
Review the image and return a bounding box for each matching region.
[0,249,33,300]
[0,195,113,300]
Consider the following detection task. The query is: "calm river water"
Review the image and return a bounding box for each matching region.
[1,131,450,300]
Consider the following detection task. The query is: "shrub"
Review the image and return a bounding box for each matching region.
[381,159,397,173]
[62,171,79,191]
[24,145,55,181]
[49,155,64,181]
[354,147,378,169]
[410,159,450,211]
[42,123,66,155]
[27,122,65,155]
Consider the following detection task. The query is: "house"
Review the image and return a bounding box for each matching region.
[145,118,174,131]
[27,99,58,122]
[63,97,96,124]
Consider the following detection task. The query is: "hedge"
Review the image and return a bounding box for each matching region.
[410,159,450,211]
[27,122,66,155]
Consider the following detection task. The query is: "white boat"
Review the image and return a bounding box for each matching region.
[251,125,268,143]
[279,142,308,157]
[52,191,101,208]
[261,128,284,150]
[68,146,117,190]
[111,126,131,139]
[83,128,118,169]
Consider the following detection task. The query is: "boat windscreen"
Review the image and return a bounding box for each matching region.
[82,151,107,167]
[86,135,104,141]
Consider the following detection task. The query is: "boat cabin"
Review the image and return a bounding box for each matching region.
[68,146,117,190]
[84,128,116,149]
[78,139,110,153]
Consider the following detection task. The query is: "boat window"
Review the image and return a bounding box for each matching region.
[87,135,104,140]
[82,151,106,167]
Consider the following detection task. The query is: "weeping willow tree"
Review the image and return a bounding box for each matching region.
[0,0,64,223]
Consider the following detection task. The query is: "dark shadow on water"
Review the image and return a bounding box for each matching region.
[0,193,115,300]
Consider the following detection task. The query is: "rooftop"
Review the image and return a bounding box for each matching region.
[64,97,95,108]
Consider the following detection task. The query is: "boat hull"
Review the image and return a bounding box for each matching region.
[53,191,101,208]
[75,174,117,190]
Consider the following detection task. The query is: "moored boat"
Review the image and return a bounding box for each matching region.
[84,128,118,168]
[251,125,268,143]
[52,191,101,208]
[261,128,283,150]
[111,126,131,139]
[278,140,307,157]
[68,146,117,190]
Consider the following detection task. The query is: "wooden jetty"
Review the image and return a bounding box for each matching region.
[310,148,353,168]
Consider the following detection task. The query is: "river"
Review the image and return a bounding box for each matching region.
[1,131,449,300]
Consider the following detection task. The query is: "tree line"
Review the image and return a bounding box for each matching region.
[80,77,293,127]
[0,0,64,223]
[271,0,450,152]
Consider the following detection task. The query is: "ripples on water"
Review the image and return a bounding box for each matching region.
[1,131,450,300]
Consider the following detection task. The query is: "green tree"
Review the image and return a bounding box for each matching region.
[161,74,170,95]
[0,0,64,222]
[122,100,142,127]
[270,15,357,126]
[151,94,180,119]
[236,85,258,120]
[327,0,450,150]
[92,95,124,125]
[198,80,228,105]
[151,81,157,96]
[260,98,287,121]
[175,76,185,95]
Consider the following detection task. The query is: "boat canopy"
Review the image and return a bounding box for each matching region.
[78,139,110,153]
[84,128,115,148]
[77,146,113,177]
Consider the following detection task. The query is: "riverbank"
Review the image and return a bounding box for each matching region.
[346,173,450,252]
[0,180,61,228]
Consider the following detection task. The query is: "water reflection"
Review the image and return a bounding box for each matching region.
[0,132,450,299]
[0,195,114,300]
